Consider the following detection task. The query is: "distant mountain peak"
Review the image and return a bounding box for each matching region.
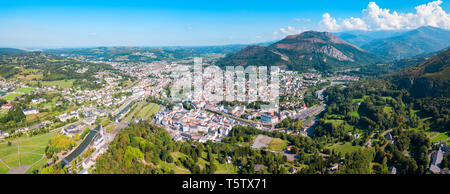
[216,31,381,72]
[274,31,366,52]
[361,26,450,59]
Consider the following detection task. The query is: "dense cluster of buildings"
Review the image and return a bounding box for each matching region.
[154,103,234,142]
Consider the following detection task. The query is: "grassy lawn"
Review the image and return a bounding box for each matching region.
[41,80,74,89]
[0,131,57,174]
[136,103,153,118]
[2,153,19,168]
[328,142,361,155]
[350,111,360,118]
[42,101,56,109]
[25,156,47,174]
[430,132,450,143]
[14,87,34,94]
[268,138,288,152]
[19,152,43,166]
[147,103,160,118]
[23,74,43,81]
[0,109,8,118]
[0,142,18,159]
[2,93,22,101]
[324,119,345,126]
[383,106,393,115]
[352,95,369,103]
[0,161,9,174]
[406,110,448,143]
[136,103,160,120]
[215,162,237,174]
[380,96,394,101]
[101,119,111,127]
[106,124,116,133]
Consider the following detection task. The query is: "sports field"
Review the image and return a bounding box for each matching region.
[14,87,34,94]
[136,103,160,120]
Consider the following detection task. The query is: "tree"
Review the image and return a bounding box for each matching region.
[293,120,304,130]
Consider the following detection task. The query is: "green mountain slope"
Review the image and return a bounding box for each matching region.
[0,48,28,56]
[216,31,382,73]
[392,48,450,97]
[362,26,450,60]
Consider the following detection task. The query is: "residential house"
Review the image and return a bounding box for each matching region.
[23,108,39,115]
[1,104,13,110]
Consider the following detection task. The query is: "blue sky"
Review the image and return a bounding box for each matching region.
[0,0,448,48]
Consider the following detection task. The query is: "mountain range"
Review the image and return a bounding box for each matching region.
[0,48,28,56]
[216,31,381,72]
[355,26,450,60]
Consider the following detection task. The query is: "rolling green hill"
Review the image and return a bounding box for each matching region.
[0,52,128,89]
[0,48,28,56]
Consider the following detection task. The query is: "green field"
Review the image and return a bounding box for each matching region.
[352,95,369,103]
[2,93,22,101]
[350,111,360,118]
[383,106,393,114]
[328,142,361,155]
[136,103,160,120]
[430,132,450,143]
[14,87,34,94]
[0,131,57,174]
[407,109,449,143]
[0,109,7,118]
[41,80,74,89]
[106,124,116,133]
[268,138,289,152]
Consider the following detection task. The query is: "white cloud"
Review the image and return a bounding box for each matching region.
[321,13,340,31]
[342,17,368,31]
[320,0,450,31]
[278,26,306,35]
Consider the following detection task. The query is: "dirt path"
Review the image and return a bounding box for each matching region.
[7,165,30,174]
[17,140,20,166]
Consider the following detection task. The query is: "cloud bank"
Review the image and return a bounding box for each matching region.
[321,0,450,31]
